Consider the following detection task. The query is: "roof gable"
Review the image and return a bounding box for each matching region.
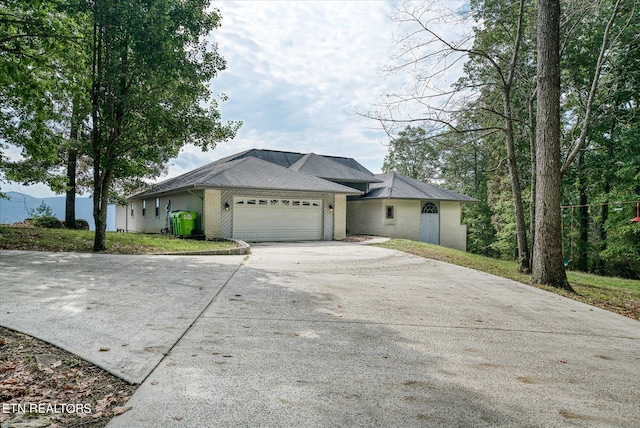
[360,172,477,202]
[219,149,305,168]
[289,153,380,183]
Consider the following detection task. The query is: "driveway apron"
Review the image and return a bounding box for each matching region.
[0,250,245,384]
[105,242,640,427]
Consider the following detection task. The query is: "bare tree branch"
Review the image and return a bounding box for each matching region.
[561,0,630,175]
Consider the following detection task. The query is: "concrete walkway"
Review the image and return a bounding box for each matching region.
[1,244,639,427]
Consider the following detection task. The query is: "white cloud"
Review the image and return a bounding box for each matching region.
[169,0,403,177]
[180,1,471,179]
[8,0,471,197]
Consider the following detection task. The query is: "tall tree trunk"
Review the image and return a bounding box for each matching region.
[532,0,572,290]
[91,6,107,252]
[92,6,127,252]
[503,0,530,273]
[504,96,530,273]
[528,90,536,271]
[65,149,77,229]
[65,100,81,229]
[92,166,112,252]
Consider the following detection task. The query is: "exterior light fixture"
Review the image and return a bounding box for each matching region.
[328,204,334,213]
[224,202,230,212]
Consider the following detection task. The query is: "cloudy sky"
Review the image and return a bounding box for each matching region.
[171,0,403,178]
[7,0,468,198]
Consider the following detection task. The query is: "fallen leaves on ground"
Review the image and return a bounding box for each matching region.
[0,326,137,427]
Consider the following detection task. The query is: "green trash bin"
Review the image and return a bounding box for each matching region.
[170,211,198,237]
[170,211,181,236]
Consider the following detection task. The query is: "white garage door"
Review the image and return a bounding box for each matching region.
[233,197,323,242]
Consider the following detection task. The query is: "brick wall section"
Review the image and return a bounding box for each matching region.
[333,194,347,240]
[203,189,221,239]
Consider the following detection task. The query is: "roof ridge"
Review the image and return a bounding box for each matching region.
[386,172,397,198]
[322,153,356,161]
[288,153,311,171]
[299,153,314,167]
[215,148,254,164]
[252,148,306,156]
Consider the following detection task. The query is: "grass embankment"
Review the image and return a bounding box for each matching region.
[377,239,640,320]
[0,226,237,254]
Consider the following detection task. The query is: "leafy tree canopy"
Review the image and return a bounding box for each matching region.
[89,0,241,250]
[382,125,441,182]
[0,0,86,193]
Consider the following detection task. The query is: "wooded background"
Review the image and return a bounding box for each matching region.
[375,0,639,279]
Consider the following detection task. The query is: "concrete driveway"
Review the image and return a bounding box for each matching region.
[0,250,245,383]
[1,243,639,427]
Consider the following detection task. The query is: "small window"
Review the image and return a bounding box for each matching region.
[422,202,438,214]
[130,202,134,218]
[155,198,160,217]
[236,200,244,205]
[292,201,301,206]
[386,205,394,219]
[302,201,310,206]
[259,199,268,205]
[247,199,256,205]
[282,200,290,205]
[270,200,279,205]
[142,200,146,217]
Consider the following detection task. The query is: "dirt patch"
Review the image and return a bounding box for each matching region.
[0,326,137,427]
[342,235,375,242]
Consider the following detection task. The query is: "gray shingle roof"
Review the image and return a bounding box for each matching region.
[359,172,477,202]
[132,156,362,198]
[220,149,305,168]
[289,153,381,183]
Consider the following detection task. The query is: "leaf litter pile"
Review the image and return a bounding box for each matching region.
[0,327,137,427]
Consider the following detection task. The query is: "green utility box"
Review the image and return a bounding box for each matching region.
[170,211,199,237]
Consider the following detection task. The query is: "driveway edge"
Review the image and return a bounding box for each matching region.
[153,239,250,256]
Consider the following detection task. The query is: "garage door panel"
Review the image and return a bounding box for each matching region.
[233,197,323,242]
[243,232,257,241]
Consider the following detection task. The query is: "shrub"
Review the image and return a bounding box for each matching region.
[28,202,63,229]
[75,219,90,230]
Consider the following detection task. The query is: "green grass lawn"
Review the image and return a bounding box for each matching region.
[0,226,237,254]
[377,239,640,320]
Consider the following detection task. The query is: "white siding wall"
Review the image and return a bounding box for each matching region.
[348,198,468,251]
[439,201,467,251]
[347,199,420,240]
[121,191,203,234]
[347,199,382,235]
[115,204,127,231]
[383,199,421,240]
